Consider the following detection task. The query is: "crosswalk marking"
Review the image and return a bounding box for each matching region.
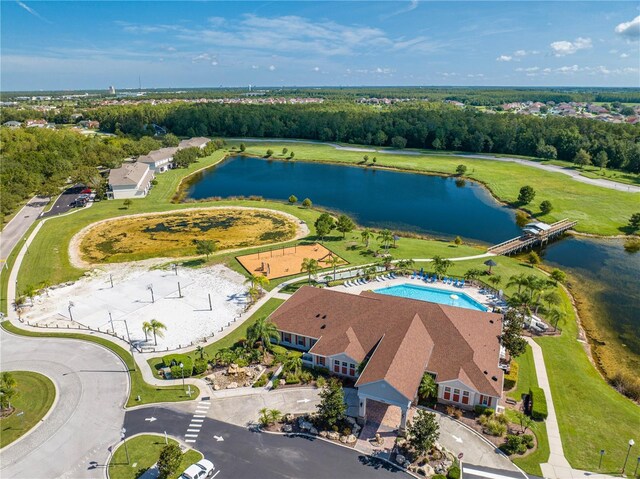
[191,419,204,423]
[187,429,200,433]
[188,423,202,429]
[185,439,197,443]
[193,414,206,418]
[185,434,199,438]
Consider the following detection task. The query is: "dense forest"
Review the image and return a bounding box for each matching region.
[0,128,169,221]
[91,102,640,172]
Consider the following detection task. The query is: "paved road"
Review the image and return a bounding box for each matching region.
[124,405,409,479]
[0,329,129,479]
[228,138,639,192]
[0,196,49,266]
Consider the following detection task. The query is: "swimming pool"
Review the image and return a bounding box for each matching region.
[374,284,488,311]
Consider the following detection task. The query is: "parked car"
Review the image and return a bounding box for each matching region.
[180,459,215,479]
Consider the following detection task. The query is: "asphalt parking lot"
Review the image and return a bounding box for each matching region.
[124,405,409,479]
[41,184,91,218]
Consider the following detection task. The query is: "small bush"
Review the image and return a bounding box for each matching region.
[433,475,447,479]
[300,370,313,384]
[193,358,208,375]
[485,419,507,437]
[253,374,268,388]
[343,427,352,436]
[316,376,327,388]
[522,434,535,449]
[447,466,461,479]
[285,373,300,384]
[530,387,548,420]
[474,405,488,415]
[484,407,495,416]
[495,413,509,425]
[503,362,519,390]
[162,354,193,377]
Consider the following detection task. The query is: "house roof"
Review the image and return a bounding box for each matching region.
[179,137,210,149]
[138,147,177,165]
[108,162,151,186]
[270,286,504,401]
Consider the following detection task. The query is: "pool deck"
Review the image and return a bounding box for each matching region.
[329,275,505,311]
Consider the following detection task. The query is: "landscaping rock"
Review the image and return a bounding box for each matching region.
[327,431,340,441]
[346,434,357,444]
[226,382,238,389]
[422,464,435,476]
[282,424,293,433]
[319,431,328,438]
[279,379,286,386]
[309,427,318,435]
[339,435,348,443]
[284,413,295,422]
[298,419,313,431]
[213,384,220,391]
[352,424,361,435]
[395,454,406,465]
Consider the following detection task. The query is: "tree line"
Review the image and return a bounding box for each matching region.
[90,102,640,172]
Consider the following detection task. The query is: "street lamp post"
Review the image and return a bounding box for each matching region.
[121,427,130,464]
[108,311,114,333]
[147,284,154,303]
[180,362,185,392]
[634,457,640,477]
[599,449,605,470]
[68,301,75,321]
[622,439,635,475]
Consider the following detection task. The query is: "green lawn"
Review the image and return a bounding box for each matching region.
[108,434,202,479]
[503,408,549,476]
[148,298,285,373]
[507,345,537,401]
[1,321,199,407]
[238,141,639,236]
[0,370,56,448]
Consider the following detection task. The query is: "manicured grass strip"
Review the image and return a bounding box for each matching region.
[238,141,639,236]
[504,408,549,477]
[0,221,37,315]
[0,371,56,448]
[1,321,198,408]
[148,298,285,373]
[507,345,537,401]
[108,434,202,479]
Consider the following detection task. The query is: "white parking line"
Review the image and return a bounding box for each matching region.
[185,434,199,438]
[212,471,220,478]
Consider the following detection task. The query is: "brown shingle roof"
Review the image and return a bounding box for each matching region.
[108,162,151,186]
[270,286,504,401]
[178,137,210,149]
[138,147,177,165]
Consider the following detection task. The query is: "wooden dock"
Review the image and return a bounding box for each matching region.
[488,219,577,256]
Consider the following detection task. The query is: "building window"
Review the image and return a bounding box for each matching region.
[317,356,325,366]
[462,391,469,405]
[333,360,340,373]
[453,388,460,403]
[349,364,356,376]
[297,335,306,347]
[480,395,490,406]
[341,361,348,375]
[282,332,291,343]
[443,387,451,401]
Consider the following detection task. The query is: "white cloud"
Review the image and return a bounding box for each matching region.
[621,53,629,58]
[192,53,212,63]
[251,65,259,70]
[211,60,218,66]
[496,55,512,62]
[557,64,580,73]
[514,50,527,57]
[383,0,419,19]
[16,1,52,23]
[467,73,485,78]
[550,37,592,56]
[313,66,320,72]
[615,15,640,38]
[268,65,276,71]
[207,17,225,27]
[515,66,540,72]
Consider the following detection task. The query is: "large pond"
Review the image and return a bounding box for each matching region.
[188,156,521,244]
[187,156,639,351]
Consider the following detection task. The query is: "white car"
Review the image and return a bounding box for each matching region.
[180,459,215,479]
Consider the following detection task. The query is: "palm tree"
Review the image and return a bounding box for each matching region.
[14,295,26,313]
[547,308,565,332]
[432,256,453,279]
[507,293,533,318]
[0,372,17,410]
[301,258,319,284]
[24,284,37,306]
[328,255,341,281]
[507,273,528,294]
[149,319,166,346]
[142,321,152,342]
[247,285,260,304]
[543,290,561,311]
[245,274,270,290]
[397,259,415,274]
[419,373,437,400]
[377,229,394,253]
[39,280,51,297]
[215,348,236,366]
[487,275,502,288]
[284,353,303,375]
[247,316,279,352]
[361,229,373,248]
[379,255,394,271]
[195,345,208,360]
[268,408,282,424]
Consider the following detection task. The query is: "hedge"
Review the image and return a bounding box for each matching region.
[530,386,548,420]
[163,354,194,378]
[503,362,519,390]
[447,466,461,479]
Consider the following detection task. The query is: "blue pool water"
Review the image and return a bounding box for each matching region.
[374,284,488,312]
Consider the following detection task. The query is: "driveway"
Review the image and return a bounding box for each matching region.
[124,405,409,479]
[40,184,90,218]
[0,196,49,266]
[0,329,129,479]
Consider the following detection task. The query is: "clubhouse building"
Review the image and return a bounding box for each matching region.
[269,286,504,429]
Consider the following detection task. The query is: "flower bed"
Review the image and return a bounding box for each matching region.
[203,363,266,390]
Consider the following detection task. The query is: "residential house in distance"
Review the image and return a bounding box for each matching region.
[107,162,154,199]
[137,147,178,173]
[79,120,100,129]
[25,119,48,128]
[2,120,22,128]
[178,137,210,150]
[269,286,504,430]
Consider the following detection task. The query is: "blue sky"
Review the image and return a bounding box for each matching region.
[1,1,639,91]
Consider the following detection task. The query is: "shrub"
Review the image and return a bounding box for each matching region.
[162,354,193,376]
[343,427,352,436]
[485,419,507,437]
[300,370,313,384]
[501,435,527,455]
[495,413,509,425]
[474,405,488,415]
[447,466,461,479]
[530,387,548,420]
[316,376,327,388]
[157,444,182,479]
[484,407,495,416]
[270,345,288,356]
[503,362,519,390]
[285,373,300,384]
[522,434,535,449]
[253,374,268,388]
[433,475,447,479]
[193,358,208,375]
